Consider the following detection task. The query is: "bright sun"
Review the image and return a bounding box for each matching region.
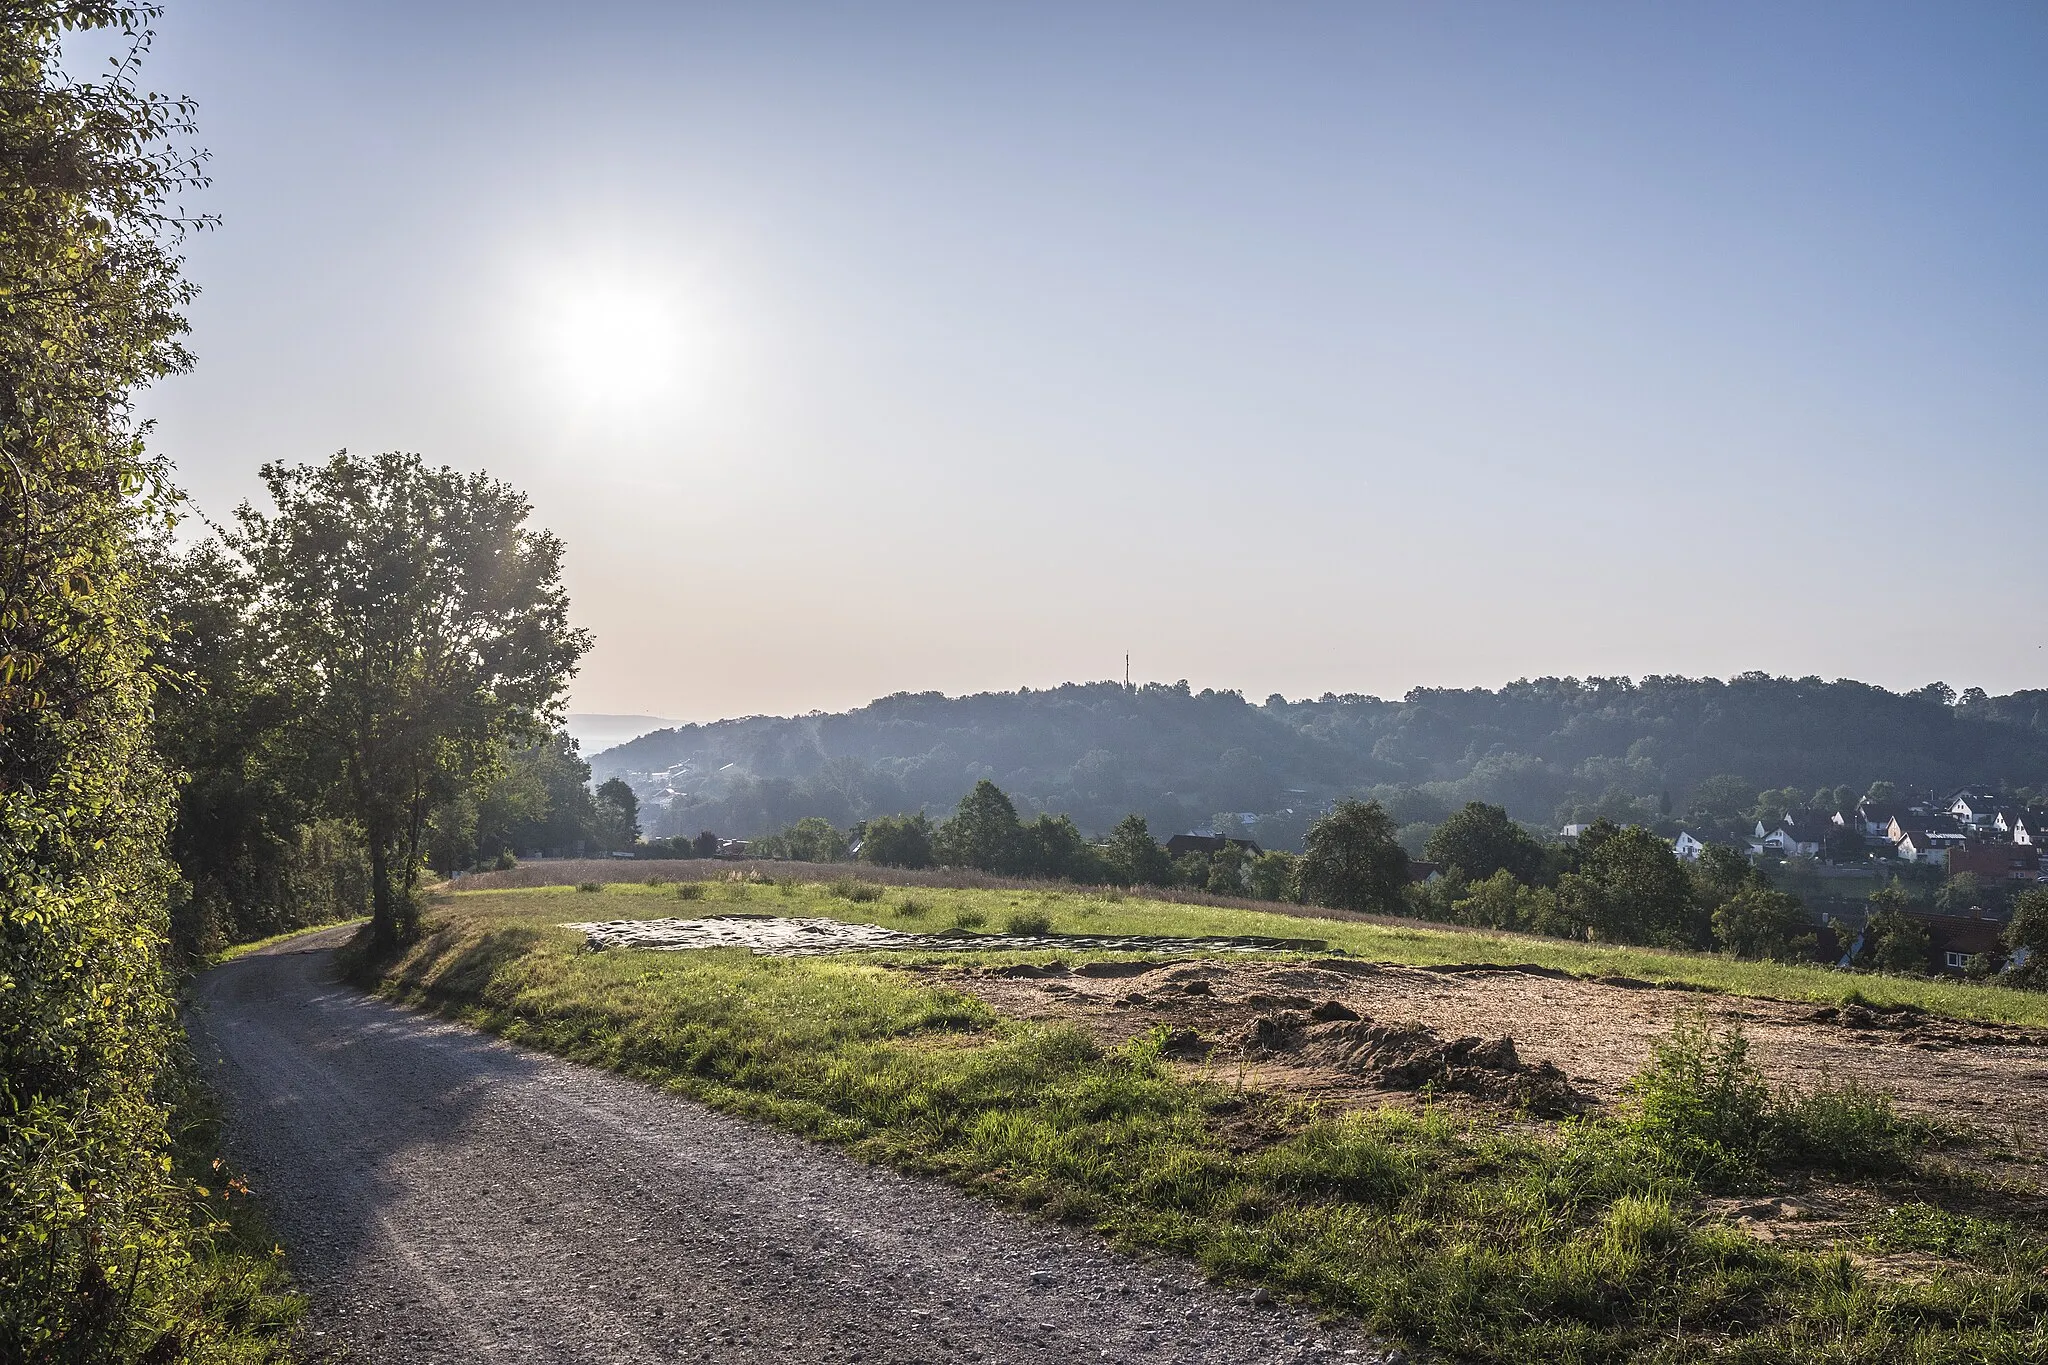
[531,272,695,408]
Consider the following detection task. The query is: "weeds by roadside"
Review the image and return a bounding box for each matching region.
[158,1048,306,1362]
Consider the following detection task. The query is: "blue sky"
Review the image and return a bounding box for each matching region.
[126,2,2048,719]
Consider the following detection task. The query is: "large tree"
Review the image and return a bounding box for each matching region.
[1103,812,1174,887]
[1554,826,1705,948]
[229,451,590,949]
[1423,802,1548,884]
[933,779,1022,873]
[859,811,936,869]
[1296,799,1411,915]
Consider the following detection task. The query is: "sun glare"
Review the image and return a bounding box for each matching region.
[529,270,699,409]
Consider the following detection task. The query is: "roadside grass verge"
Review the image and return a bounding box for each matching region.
[476,878,2048,1029]
[157,1050,306,1362]
[361,895,2048,1364]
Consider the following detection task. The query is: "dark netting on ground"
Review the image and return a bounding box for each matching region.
[562,914,1329,957]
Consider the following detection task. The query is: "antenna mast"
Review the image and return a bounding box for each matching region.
[1124,653,1131,690]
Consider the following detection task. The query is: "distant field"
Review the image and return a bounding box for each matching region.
[451,873,2048,1029]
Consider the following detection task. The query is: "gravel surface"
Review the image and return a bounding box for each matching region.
[190,929,1396,1364]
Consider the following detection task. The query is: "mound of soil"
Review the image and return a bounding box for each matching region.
[1235,1009,1586,1116]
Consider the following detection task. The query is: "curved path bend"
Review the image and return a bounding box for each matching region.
[191,931,1391,1364]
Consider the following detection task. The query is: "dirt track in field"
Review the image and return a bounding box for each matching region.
[189,929,1391,1365]
[935,957,2048,1150]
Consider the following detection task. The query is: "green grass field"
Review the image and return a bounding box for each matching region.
[349,880,2048,1364]
[488,875,2048,1028]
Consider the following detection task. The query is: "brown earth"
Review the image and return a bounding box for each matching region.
[929,956,2048,1155]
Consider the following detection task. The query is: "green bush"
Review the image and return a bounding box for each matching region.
[896,896,929,918]
[1770,1078,1937,1176]
[1619,1014,1772,1181]
[953,908,988,931]
[0,8,248,1356]
[1004,908,1054,937]
[828,876,884,903]
[674,882,706,900]
[576,881,603,893]
[1621,1014,1938,1184]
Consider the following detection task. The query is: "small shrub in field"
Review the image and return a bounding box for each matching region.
[828,877,884,903]
[1004,909,1054,937]
[1770,1077,1937,1175]
[897,896,929,918]
[674,882,706,901]
[575,881,603,894]
[1103,888,1125,903]
[1621,1013,1771,1180]
[953,908,988,931]
[644,875,668,887]
[493,851,517,871]
[1622,1013,1936,1184]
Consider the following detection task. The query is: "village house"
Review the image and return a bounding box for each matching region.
[1947,788,2006,829]
[1946,843,2044,885]
[1918,912,2009,975]
[1749,819,1822,858]
[1837,909,2006,976]
[1164,832,1263,859]
[1894,830,1953,868]
[1673,831,1708,861]
[2006,812,2048,847]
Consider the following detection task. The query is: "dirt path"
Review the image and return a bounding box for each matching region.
[189,932,1388,1365]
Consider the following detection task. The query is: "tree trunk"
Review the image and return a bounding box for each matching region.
[368,828,396,953]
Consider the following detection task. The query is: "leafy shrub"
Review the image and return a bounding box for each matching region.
[494,850,517,871]
[828,877,884,903]
[953,908,988,931]
[576,881,602,893]
[1621,1014,1937,1184]
[644,874,669,887]
[896,896,929,918]
[674,882,706,900]
[1004,909,1054,937]
[1620,1014,1771,1181]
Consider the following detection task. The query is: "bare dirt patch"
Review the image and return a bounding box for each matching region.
[934,957,2048,1151]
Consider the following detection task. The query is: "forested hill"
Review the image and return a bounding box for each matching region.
[592,676,2048,847]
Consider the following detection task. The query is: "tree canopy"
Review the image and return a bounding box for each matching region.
[225,451,589,948]
[1297,800,1410,915]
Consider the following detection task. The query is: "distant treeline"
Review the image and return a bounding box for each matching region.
[722,781,2048,985]
[595,676,2048,847]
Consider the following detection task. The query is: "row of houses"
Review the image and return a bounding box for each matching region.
[1720,787,2048,878]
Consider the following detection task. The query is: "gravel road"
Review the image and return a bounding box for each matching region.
[190,930,1394,1364]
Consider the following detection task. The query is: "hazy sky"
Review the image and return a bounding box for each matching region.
[126,2,2048,720]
